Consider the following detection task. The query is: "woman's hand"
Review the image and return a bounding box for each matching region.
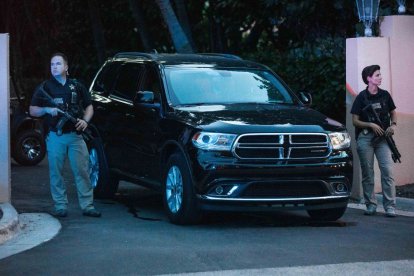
[370,122,384,136]
[385,125,395,137]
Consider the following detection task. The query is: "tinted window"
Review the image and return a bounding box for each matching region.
[164,67,295,105]
[140,66,162,102]
[92,61,122,94]
[112,63,144,100]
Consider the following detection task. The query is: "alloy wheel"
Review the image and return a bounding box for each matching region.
[89,148,99,188]
[166,165,183,213]
[21,137,41,160]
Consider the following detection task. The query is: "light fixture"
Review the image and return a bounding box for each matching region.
[356,0,381,37]
[396,0,406,14]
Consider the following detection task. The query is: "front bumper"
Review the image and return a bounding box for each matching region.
[198,195,349,212]
[189,148,353,211]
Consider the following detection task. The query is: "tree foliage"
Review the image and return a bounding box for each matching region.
[1,0,413,122]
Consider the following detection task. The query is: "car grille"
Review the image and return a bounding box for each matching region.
[233,133,330,160]
[241,181,329,198]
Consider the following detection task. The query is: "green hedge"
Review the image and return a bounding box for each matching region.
[244,37,346,124]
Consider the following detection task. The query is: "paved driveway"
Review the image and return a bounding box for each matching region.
[1,159,413,275]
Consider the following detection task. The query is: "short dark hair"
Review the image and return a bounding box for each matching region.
[361,65,380,85]
[50,52,68,64]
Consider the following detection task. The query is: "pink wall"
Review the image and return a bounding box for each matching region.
[346,16,414,198]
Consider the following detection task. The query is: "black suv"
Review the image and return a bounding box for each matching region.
[88,52,353,224]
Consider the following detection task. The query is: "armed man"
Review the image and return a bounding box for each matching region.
[30,52,101,218]
[351,64,398,218]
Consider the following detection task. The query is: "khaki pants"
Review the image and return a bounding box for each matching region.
[356,131,396,210]
[46,131,94,211]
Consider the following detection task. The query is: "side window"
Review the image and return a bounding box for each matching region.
[140,66,162,103]
[92,61,121,94]
[112,63,144,100]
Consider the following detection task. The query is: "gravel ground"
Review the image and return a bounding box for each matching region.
[397,183,414,199]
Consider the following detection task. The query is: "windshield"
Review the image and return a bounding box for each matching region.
[164,67,296,106]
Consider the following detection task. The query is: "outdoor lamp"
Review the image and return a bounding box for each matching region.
[397,0,406,14]
[356,0,381,37]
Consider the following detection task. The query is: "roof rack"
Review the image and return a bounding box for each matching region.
[113,52,155,59]
[198,53,242,60]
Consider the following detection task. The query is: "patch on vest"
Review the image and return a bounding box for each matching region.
[372,102,381,110]
[54,98,64,105]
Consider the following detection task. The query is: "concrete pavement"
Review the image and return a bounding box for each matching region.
[1,192,413,262]
[0,203,61,259]
[0,203,19,244]
[162,260,414,275]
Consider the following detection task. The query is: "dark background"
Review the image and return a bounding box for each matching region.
[1,0,413,123]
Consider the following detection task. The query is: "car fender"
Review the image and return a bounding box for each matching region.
[159,140,194,177]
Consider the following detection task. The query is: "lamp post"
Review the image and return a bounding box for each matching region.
[356,0,380,37]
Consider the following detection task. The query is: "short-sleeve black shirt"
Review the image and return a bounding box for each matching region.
[31,77,91,133]
[350,88,396,139]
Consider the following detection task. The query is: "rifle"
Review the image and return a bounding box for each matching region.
[362,104,401,163]
[36,83,96,142]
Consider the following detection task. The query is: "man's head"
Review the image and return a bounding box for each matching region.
[50,52,69,78]
[361,65,380,85]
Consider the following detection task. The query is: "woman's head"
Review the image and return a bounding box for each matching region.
[362,65,380,85]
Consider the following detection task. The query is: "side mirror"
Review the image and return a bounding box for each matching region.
[299,92,312,107]
[133,91,154,105]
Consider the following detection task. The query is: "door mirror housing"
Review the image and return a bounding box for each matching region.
[133,91,160,113]
[134,91,154,104]
[299,92,312,107]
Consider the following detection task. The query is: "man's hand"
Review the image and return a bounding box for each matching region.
[370,122,384,136]
[385,125,395,137]
[75,119,88,131]
[44,107,59,117]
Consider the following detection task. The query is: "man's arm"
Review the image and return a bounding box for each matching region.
[75,104,94,131]
[352,114,384,136]
[29,105,58,117]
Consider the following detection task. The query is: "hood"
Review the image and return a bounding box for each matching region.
[170,103,345,134]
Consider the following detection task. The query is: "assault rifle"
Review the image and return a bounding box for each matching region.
[37,83,96,142]
[362,104,401,163]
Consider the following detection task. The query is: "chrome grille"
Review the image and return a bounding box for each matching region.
[233,133,331,160]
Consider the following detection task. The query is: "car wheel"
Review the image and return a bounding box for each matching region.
[307,205,347,221]
[13,129,46,166]
[88,137,119,199]
[163,153,201,225]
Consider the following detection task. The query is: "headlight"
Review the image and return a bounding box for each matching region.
[329,132,351,150]
[192,132,237,151]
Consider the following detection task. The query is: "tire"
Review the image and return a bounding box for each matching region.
[307,205,347,221]
[87,137,119,199]
[163,153,201,225]
[13,129,46,166]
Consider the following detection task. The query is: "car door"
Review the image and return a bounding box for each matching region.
[105,62,145,174]
[124,64,164,184]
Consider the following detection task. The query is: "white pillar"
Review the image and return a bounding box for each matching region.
[346,37,391,199]
[380,16,414,186]
[346,15,414,197]
[0,34,11,203]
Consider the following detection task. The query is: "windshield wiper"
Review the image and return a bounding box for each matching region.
[175,103,218,107]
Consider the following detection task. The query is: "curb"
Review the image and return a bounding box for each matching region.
[0,203,20,245]
[348,195,414,217]
[0,213,62,260]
